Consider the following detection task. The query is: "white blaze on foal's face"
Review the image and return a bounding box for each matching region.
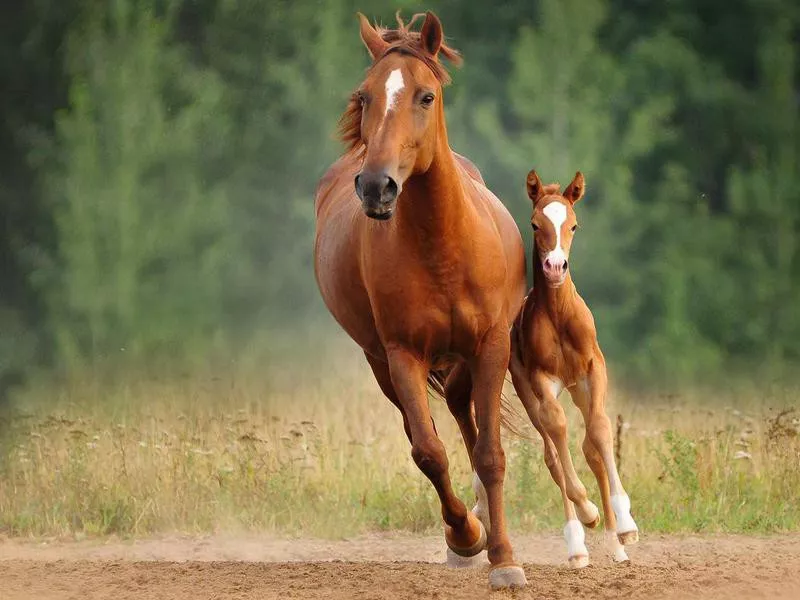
[533,198,578,286]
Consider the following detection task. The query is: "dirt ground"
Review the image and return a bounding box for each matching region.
[2,532,799,600]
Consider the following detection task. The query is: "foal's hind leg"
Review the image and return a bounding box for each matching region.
[368,350,487,557]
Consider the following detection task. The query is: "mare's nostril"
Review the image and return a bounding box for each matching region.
[563,260,568,272]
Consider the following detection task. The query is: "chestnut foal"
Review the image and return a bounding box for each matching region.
[509,170,639,568]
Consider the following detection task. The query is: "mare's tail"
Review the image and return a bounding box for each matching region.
[427,370,530,439]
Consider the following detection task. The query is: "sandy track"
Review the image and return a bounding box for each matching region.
[2,532,799,599]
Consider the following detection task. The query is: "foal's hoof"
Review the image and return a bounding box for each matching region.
[618,530,639,545]
[568,554,589,569]
[489,564,528,590]
[446,548,487,568]
[445,513,487,557]
[578,501,601,529]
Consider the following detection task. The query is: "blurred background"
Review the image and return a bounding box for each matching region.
[1,0,799,391]
[1,0,799,541]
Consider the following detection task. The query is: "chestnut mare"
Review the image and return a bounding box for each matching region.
[314,12,527,589]
[508,170,639,568]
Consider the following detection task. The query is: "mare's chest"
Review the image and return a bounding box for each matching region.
[367,244,507,358]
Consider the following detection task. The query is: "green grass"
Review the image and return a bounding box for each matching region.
[1,346,799,539]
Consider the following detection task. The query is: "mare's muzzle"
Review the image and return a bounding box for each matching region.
[355,170,398,220]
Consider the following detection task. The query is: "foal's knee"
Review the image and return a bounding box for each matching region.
[581,436,603,470]
[539,397,567,438]
[411,436,448,480]
[587,412,613,450]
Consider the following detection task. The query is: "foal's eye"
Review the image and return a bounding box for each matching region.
[571,224,578,232]
[420,93,435,107]
[532,224,539,231]
[357,92,368,107]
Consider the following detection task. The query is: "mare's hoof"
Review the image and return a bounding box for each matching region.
[618,530,639,545]
[568,554,589,569]
[446,548,487,568]
[489,564,527,590]
[445,513,487,557]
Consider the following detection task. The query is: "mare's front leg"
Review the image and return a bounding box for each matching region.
[384,347,487,558]
[470,327,527,589]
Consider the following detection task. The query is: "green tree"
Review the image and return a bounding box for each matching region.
[39,1,233,369]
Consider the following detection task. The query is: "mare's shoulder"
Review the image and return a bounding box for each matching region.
[452,150,486,186]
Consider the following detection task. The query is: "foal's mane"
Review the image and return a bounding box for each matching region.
[339,12,463,152]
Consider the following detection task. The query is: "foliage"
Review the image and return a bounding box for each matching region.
[0,0,798,382]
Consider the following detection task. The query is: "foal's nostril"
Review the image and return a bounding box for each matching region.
[354,174,364,198]
[563,260,568,272]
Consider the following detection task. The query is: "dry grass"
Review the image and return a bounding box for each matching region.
[1,341,799,539]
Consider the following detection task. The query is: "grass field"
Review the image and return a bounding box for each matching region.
[1,340,799,539]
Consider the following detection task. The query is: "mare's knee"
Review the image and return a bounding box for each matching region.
[411,436,448,479]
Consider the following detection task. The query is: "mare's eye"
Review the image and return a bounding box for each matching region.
[357,92,368,107]
[532,223,539,231]
[571,224,578,232]
[421,93,435,107]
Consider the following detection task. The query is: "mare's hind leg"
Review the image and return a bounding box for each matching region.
[443,364,491,568]
[443,365,488,528]
[367,350,487,558]
[572,362,638,546]
[509,354,594,568]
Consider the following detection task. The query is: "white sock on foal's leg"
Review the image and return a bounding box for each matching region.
[610,493,638,544]
[564,520,589,569]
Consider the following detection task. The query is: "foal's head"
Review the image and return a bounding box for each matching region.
[341,12,461,220]
[526,170,586,288]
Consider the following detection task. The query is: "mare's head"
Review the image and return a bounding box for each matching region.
[526,170,586,288]
[340,12,461,220]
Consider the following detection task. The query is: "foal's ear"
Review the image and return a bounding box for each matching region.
[526,169,544,203]
[420,11,444,58]
[564,171,585,205]
[358,13,388,60]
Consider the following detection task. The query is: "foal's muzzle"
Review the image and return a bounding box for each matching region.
[355,170,399,220]
[542,255,568,287]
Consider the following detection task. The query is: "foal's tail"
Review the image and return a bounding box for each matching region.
[426,371,530,439]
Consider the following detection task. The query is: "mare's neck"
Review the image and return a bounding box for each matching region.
[533,254,577,324]
[395,122,473,244]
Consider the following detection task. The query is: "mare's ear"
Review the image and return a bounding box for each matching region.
[564,171,585,205]
[526,169,544,203]
[358,13,388,60]
[420,12,443,58]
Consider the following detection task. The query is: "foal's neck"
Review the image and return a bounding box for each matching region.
[533,255,578,324]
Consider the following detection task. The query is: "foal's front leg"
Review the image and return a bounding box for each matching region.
[385,348,486,557]
[470,326,527,589]
[509,352,596,568]
[583,360,639,545]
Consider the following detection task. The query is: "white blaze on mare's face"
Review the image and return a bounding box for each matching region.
[542,201,568,264]
[383,68,405,116]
